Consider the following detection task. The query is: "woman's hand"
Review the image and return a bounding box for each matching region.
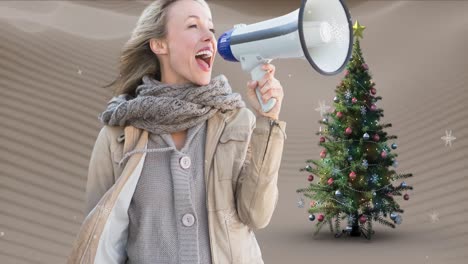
[246,63,284,120]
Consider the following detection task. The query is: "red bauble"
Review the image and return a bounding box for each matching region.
[327,178,334,185]
[320,150,327,158]
[336,112,343,118]
[371,87,377,95]
[373,134,380,142]
[362,63,369,70]
[310,201,316,207]
[317,214,325,222]
[370,104,377,111]
[349,171,357,180]
[381,151,387,159]
[352,97,358,104]
[320,137,326,143]
[345,127,353,135]
[404,194,410,200]
[308,175,314,182]
[359,215,367,224]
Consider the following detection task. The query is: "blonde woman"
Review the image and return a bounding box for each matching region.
[68,0,286,263]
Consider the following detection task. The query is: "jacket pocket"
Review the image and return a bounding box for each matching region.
[223,208,262,263]
[216,127,251,181]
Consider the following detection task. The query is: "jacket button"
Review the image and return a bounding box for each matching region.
[182,213,195,227]
[180,156,191,169]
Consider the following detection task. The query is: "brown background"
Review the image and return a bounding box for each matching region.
[0,0,467,263]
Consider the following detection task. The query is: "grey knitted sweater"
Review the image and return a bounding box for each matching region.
[126,120,211,264]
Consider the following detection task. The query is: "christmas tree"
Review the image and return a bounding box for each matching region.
[296,21,414,240]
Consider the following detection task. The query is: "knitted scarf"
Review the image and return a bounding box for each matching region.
[98,74,246,134]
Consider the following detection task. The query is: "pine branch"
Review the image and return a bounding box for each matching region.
[314,221,326,236]
[392,173,414,180]
[328,218,334,233]
[335,213,342,234]
[375,216,396,228]
[366,219,373,239]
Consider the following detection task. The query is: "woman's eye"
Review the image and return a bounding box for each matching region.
[189,25,197,28]
[210,29,216,34]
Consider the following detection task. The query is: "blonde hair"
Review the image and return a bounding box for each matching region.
[103,0,208,96]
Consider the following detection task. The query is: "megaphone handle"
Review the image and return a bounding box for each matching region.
[251,64,277,113]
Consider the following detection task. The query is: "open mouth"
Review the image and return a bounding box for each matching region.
[195,49,213,71]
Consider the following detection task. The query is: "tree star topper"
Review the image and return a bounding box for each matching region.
[353,20,366,39]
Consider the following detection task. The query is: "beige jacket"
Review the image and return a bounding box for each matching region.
[68,107,287,263]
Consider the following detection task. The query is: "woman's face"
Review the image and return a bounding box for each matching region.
[159,0,216,86]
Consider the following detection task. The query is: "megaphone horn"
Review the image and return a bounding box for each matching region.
[218,0,353,113]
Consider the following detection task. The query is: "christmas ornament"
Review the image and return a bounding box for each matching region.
[403,194,410,200]
[394,215,402,225]
[381,150,387,159]
[360,105,367,115]
[317,214,325,222]
[373,134,380,142]
[370,174,379,184]
[391,143,398,149]
[370,104,377,111]
[335,190,343,198]
[345,127,353,135]
[322,118,328,123]
[401,181,407,188]
[348,156,353,161]
[310,201,316,207]
[320,137,326,143]
[392,160,399,168]
[359,215,367,224]
[362,63,369,70]
[334,96,339,103]
[390,212,398,220]
[345,90,352,100]
[352,97,358,104]
[327,178,334,185]
[370,87,377,95]
[349,171,357,180]
[336,111,343,118]
[305,165,312,171]
[362,159,368,169]
[308,175,314,182]
[309,214,315,221]
[363,133,370,140]
[320,150,327,158]
[353,20,366,39]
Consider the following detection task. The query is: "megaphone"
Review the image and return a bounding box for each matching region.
[218,0,353,113]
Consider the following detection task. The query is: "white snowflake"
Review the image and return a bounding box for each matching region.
[362,159,368,168]
[441,130,456,147]
[371,174,379,184]
[345,89,352,100]
[428,210,440,223]
[332,167,340,176]
[360,105,367,115]
[315,100,331,117]
[297,197,305,208]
